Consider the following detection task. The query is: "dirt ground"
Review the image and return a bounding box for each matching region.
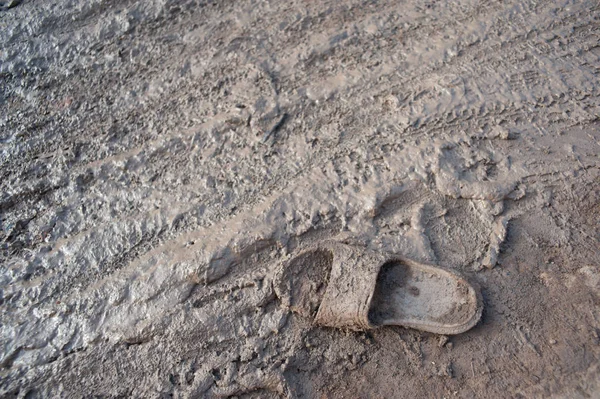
[1,0,599,397]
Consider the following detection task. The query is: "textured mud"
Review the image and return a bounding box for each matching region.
[1,0,600,397]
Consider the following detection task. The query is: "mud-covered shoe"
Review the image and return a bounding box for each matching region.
[275,241,483,335]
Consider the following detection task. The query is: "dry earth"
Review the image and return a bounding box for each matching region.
[1,0,600,397]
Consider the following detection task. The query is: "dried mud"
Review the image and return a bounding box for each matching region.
[1,0,599,397]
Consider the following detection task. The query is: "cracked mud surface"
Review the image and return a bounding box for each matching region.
[1,0,599,397]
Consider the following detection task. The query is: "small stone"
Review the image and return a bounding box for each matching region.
[438,335,449,347]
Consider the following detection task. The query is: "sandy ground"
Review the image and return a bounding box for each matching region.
[1,0,599,397]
